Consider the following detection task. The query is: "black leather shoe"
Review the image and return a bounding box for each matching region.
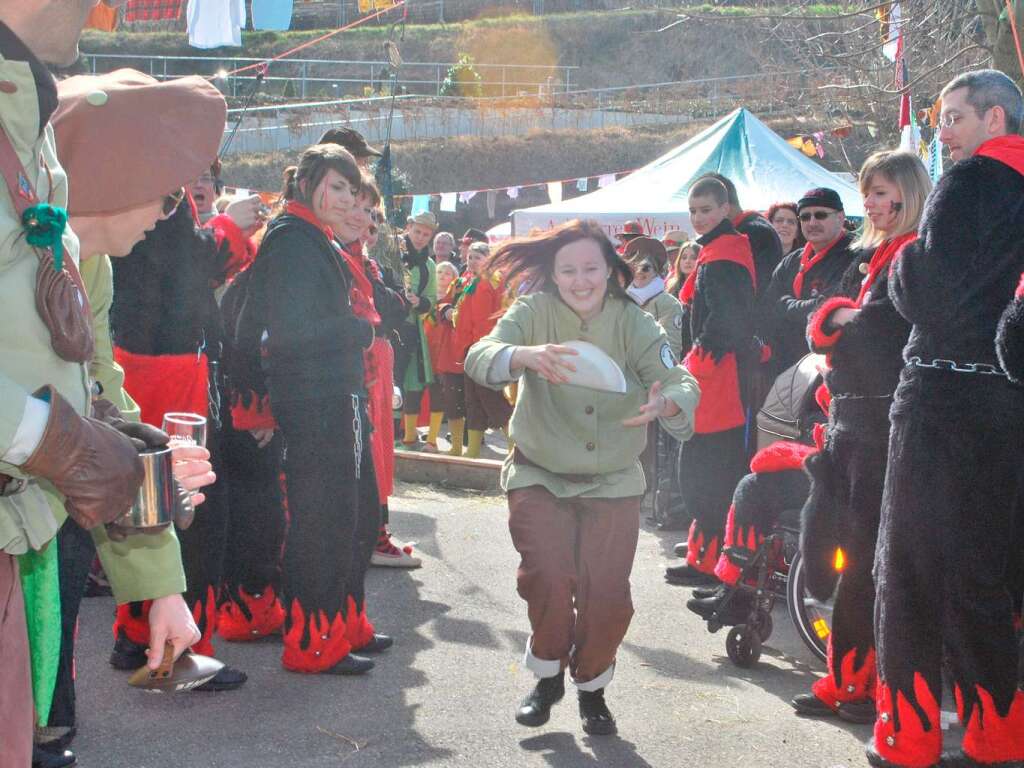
[578,689,617,736]
[665,564,718,586]
[359,633,394,654]
[692,584,725,600]
[656,517,688,531]
[193,664,248,691]
[686,592,752,625]
[866,737,940,768]
[108,627,147,670]
[32,745,76,768]
[516,673,565,727]
[673,542,688,558]
[837,698,876,724]
[324,653,375,675]
[940,753,1024,768]
[791,693,839,719]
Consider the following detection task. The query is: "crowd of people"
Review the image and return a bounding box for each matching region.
[1,3,1023,768]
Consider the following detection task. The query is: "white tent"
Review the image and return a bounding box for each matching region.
[512,108,863,238]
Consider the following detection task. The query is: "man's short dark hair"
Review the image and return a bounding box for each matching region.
[694,172,741,209]
[941,69,1024,134]
[689,177,729,206]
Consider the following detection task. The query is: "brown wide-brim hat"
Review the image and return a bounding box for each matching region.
[53,69,227,216]
[623,236,668,273]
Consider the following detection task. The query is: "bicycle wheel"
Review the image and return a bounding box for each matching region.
[786,550,833,664]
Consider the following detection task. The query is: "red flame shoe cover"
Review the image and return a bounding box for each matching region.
[218,586,285,641]
[957,685,1024,764]
[282,599,351,673]
[686,521,720,576]
[873,674,942,768]
[812,644,876,709]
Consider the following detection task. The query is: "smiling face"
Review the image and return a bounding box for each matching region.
[551,238,611,321]
[309,168,357,233]
[938,87,1003,162]
[436,264,458,297]
[688,194,730,236]
[862,172,902,236]
[339,190,375,244]
[770,208,800,251]
[800,207,845,251]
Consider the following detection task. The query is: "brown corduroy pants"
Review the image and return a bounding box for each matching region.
[0,552,32,767]
[507,486,640,689]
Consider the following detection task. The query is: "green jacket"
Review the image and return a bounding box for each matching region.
[465,292,700,498]
[0,52,185,604]
[638,291,685,360]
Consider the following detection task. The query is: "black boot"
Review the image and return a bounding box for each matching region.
[358,633,394,654]
[516,673,565,727]
[193,664,248,691]
[324,653,375,676]
[578,688,617,736]
[791,693,838,719]
[692,584,726,600]
[665,563,718,586]
[108,627,147,670]
[686,590,752,625]
[837,698,876,724]
[32,745,76,768]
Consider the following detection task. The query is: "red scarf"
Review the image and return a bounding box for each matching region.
[974,134,1024,178]
[284,201,379,324]
[792,233,844,298]
[855,232,917,306]
[679,232,756,306]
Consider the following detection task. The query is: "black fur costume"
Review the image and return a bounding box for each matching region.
[678,219,757,576]
[797,236,912,713]
[108,201,240,657]
[760,232,859,375]
[872,142,1024,767]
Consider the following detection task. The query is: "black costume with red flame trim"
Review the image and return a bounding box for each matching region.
[211,214,288,642]
[797,232,917,715]
[759,231,858,375]
[109,198,239,657]
[872,136,1024,767]
[677,218,757,576]
[235,203,379,672]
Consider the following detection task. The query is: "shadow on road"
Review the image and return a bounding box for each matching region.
[520,731,655,768]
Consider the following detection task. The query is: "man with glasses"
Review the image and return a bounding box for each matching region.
[759,187,858,375]
[868,69,1024,768]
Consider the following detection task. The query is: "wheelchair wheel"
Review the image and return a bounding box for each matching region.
[726,624,762,668]
[786,551,832,664]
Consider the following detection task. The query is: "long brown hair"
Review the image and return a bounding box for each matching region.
[280,144,362,206]
[486,219,632,300]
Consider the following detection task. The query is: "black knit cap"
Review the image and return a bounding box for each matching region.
[797,187,843,213]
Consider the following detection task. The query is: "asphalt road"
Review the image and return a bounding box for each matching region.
[73,481,875,768]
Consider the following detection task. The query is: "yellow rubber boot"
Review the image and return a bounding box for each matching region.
[425,411,444,447]
[447,418,465,456]
[465,429,485,459]
[402,413,419,446]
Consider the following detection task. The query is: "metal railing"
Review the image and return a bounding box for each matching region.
[83,53,578,99]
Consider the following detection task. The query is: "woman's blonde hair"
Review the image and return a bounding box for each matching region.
[853,150,932,250]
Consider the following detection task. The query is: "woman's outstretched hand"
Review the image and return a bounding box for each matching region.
[622,380,679,426]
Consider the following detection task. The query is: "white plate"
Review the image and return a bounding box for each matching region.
[560,340,627,394]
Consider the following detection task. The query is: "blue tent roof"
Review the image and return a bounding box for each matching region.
[513,108,863,236]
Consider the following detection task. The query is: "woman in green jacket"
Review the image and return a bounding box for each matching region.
[465,220,699,737]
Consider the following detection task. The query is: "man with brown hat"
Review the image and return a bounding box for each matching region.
[0,3,215,766]
[52,70,251,709]
[614,220,645,254]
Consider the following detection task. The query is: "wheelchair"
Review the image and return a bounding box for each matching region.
[698,354,836,668]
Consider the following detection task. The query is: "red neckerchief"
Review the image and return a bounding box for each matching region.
[339,240,380,325]
[856,232,917,306]
[679,232,756,306]
[974,134,1024,178]
[285,200,334,240]
[792,233,844,298]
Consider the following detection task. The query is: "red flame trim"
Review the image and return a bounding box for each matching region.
[686,521,721,575]
[812,642,876,707]
[958,685,1024,763]
[873,673,941,768]
[218,585,285,642]
[281,598,351,673]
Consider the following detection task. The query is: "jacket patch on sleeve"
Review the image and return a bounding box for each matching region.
[673,313,683,330]
[661,343,676,368]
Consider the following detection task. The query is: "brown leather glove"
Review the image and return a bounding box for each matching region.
[20,386,145,529]
[91,399,169,451]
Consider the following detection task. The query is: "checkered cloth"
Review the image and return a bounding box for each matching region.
[124,0,183,22]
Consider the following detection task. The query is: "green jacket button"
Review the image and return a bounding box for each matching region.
[586,442,595,451]
[585,405,594,415]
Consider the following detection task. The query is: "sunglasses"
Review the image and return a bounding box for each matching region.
[163,187,186,216]
[636,263,655,274]
[799,210,835,222]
